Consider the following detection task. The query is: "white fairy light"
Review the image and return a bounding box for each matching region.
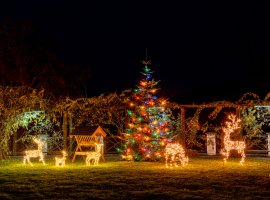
[221,114,246,165]
[55,151,68,167]
[85,143,103,166]
[23,137,46,166]
[165,143,188,167]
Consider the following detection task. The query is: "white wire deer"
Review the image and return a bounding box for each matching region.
[23,137,46,166]
[165,143,188,167]
[55,151,68,167]
[221,114,246,165]
[85,143,103,166]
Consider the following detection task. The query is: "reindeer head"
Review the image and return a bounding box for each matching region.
[223,114,241,136]
[62,151,68,157]
[33,137,44,149]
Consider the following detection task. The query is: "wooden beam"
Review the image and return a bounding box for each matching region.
[180,108,186,147]
[12,131,17,156]
[63,112,68,151]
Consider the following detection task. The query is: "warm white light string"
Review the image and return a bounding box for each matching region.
[86,143,103,165]
[221,114,246,165]
[23,137,46,166]
[165,143,188,167]
[55,151,67,167]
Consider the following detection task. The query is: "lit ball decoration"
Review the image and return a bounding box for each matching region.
[55,151,68,167]
[85,143,103,166]
[23,137,46,166]
[165,143,188,167]
[221,114,246,165]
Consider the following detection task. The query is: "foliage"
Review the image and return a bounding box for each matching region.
[0,86,54,158]
[52,90,131,134]
[176,91,270,151]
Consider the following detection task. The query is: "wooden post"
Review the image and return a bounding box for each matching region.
[12,132,17,156]
[267,133,270,157]
[180,108,186,146]
[236,106,241,118]
[63,112,68,151]
[69,113,72,134]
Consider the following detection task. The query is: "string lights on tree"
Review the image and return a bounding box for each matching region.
[221,114,246,165]
[121,60,172,161]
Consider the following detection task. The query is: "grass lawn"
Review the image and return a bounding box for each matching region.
[1,156,270,199]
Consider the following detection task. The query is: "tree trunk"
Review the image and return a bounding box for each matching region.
[63,112,68,151]
[0,149,7,160]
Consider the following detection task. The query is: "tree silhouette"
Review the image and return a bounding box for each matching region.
[0,20,91,97]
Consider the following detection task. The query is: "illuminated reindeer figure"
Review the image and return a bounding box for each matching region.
[221,114,246,165]
[165,143,188,168]
[23,137,45,166]
[85,143,103,166]
[55,151,68,167]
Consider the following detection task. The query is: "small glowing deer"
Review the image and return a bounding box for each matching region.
[165,143,188,167]
[85,143,103,166]
[23,137,45,166]
[55,151,68,167]
[221,114,246,165]
[121,154,133,161]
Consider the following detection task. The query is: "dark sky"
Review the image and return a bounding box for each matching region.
[1,1,270,103]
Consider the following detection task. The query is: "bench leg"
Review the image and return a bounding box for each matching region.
[72,153,77,162]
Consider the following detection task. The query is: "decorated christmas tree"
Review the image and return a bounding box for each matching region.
[121,60,172,161]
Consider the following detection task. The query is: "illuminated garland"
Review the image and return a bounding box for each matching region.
[165,143,188,167]
[55,151,67,167]
[86,143,103,165]
[23,137,46,166]
[221,114,246,165]
[121,61,171,161]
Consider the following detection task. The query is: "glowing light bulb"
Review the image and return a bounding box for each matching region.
[140,81,147,86]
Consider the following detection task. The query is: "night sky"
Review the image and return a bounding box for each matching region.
[1,1,270,104]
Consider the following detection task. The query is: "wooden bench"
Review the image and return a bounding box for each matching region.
[70,135,105,162]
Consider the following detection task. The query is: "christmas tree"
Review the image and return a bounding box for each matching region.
[121,60,171,161]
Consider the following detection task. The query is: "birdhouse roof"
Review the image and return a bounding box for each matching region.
[70,126,107,137]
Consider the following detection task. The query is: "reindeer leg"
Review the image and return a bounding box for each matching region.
[27,157,33,166]
[174,155,179,167]
[23,156,27,164]
[240,149,245,166]
[40,153,45,165]
[171,155,175,167]
[165,154,168,168]
[223,150,228,163]
[86,156,89,166]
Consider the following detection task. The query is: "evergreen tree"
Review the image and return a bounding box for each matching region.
[122,61,172,161]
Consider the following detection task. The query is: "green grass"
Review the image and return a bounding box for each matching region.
[1,156,270,199]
